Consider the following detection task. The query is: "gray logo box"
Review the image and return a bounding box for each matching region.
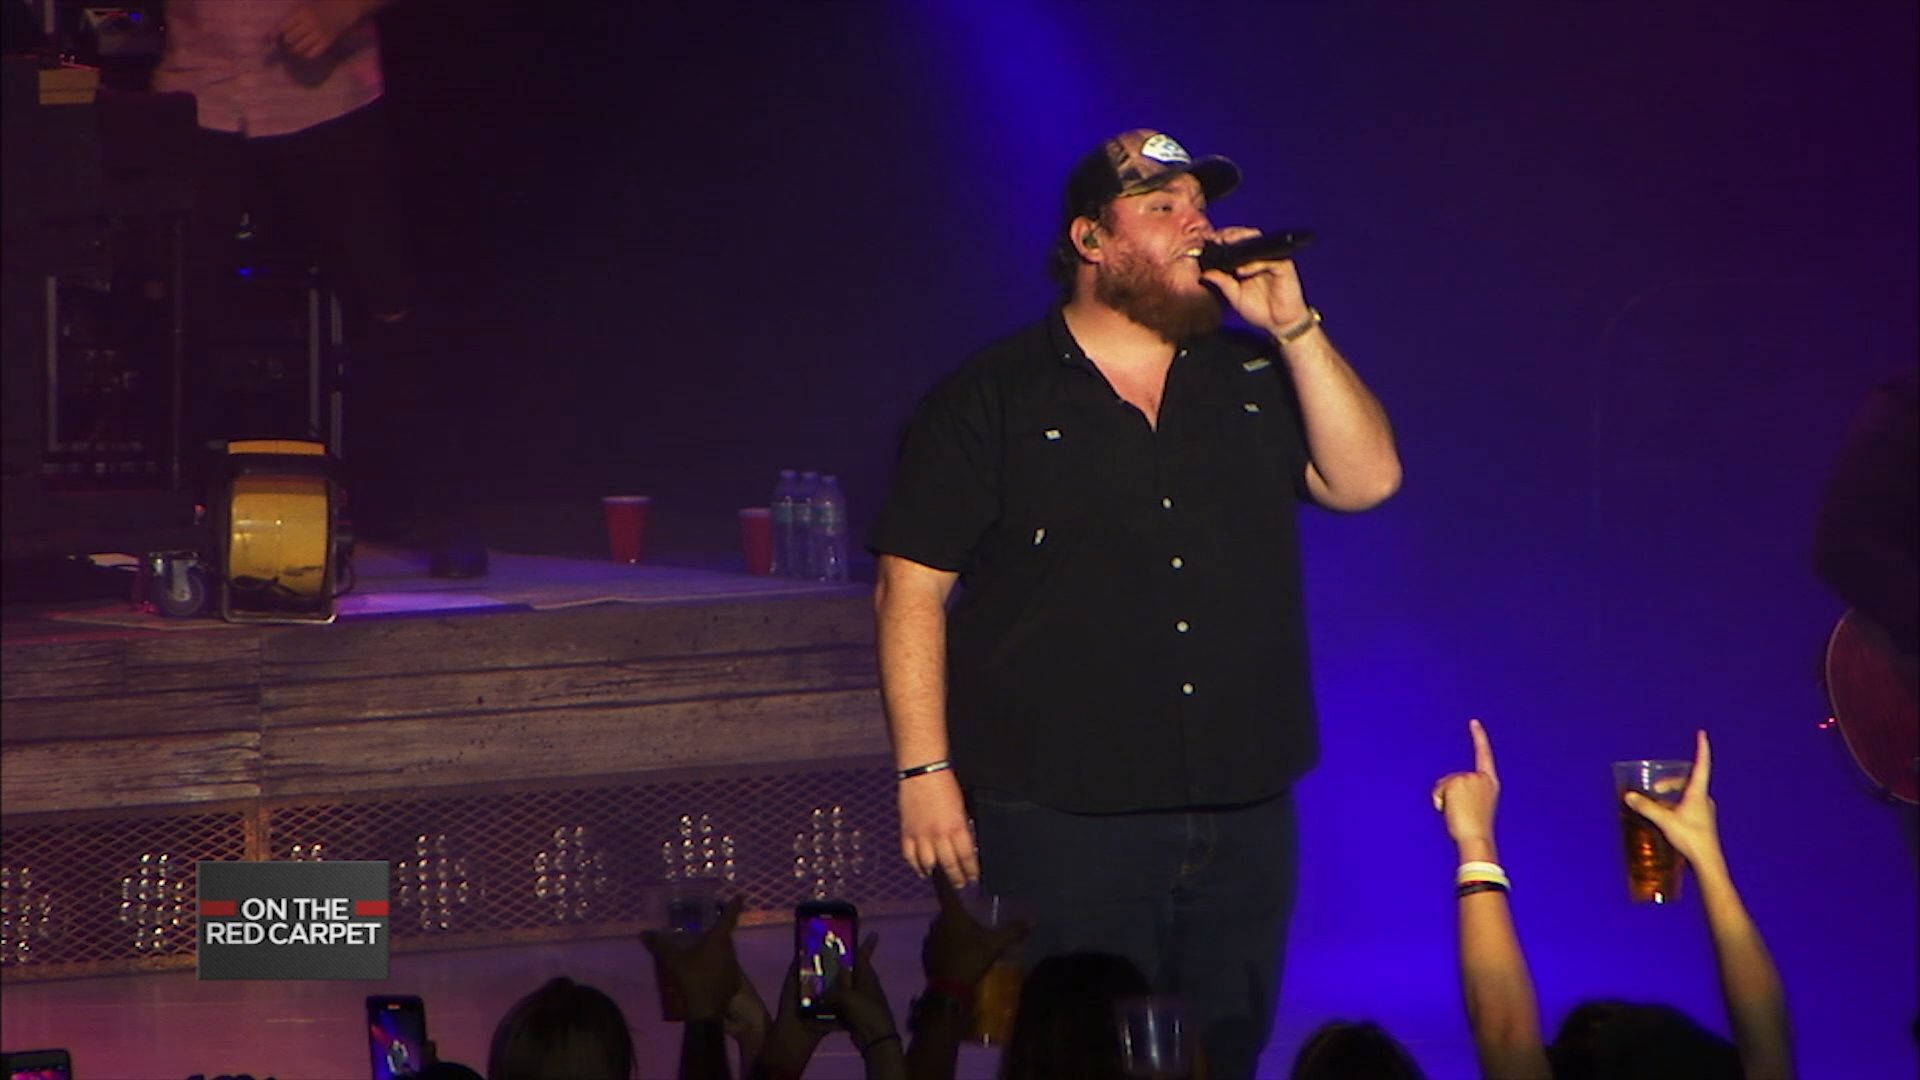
[198,861,389,980]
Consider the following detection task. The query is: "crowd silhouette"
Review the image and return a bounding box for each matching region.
[164,722,1802,1079]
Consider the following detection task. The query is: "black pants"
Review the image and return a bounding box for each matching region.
[968,788,1300,1080]
[184,99,411,321]
[183,100,468,538]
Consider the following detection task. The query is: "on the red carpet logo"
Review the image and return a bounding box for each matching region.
[197,861,390,980]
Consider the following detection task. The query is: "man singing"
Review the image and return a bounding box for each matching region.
[871,128,1401,1077]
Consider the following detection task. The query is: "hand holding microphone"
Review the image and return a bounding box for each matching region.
[1197,228,1318,341]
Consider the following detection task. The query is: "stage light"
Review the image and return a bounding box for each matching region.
[533,825,608,923]
[662,812,736,887]
[793,804,865,900]
[396,833,471,932]
[1,865,57,965]
[117,851,191,954]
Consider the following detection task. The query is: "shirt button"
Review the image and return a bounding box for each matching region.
[1170,556,1184,569]
[1181,682,1195,695]
[1161,497,1174,510]
[1175,620,1190,633]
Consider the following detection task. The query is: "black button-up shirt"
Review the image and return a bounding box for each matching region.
[871,309,1319,813]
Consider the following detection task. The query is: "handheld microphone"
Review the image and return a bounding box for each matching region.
[1197,230,1315,273]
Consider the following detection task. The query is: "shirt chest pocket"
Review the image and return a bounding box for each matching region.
[1002,421,1117,549]
[1210,367,1305,496]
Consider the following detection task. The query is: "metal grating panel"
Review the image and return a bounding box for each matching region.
[1,763,923,980]
[265,765,918,938]
[1,809,249,970]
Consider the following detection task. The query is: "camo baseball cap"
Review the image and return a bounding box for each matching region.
[1061,128,1241,226]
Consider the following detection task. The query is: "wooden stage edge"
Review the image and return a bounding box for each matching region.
[0,572,926,981]
[1,581,887,816]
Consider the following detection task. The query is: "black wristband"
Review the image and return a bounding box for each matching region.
[895,759,952,781]
[1456,880,1510,899]
[860,1031,902,1055]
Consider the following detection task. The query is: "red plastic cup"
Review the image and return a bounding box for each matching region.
[738,507,773,575]
[601,496,651,563]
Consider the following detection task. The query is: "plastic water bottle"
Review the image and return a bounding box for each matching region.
[769,469,799,577]
[793,471,821,578]
[809,474,849,582]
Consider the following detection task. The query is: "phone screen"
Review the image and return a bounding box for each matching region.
[795,903,858,1019]
[2,1050,71,1080]
[367,995,429,1080]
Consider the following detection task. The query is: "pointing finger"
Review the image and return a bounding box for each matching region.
[1469,718,1496,781]
[1691,728,1711,794]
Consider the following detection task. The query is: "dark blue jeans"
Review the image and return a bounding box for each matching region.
[968,788,1299,1080]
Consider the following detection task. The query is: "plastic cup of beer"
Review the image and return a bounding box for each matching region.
[650,877,721,1020]
[1611,758,1692,904]
[1115,995,1190,1079]
[967,892,1024,1046]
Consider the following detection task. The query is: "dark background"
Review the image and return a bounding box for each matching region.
[379,3,1917,1072]
[376,1,1915,544]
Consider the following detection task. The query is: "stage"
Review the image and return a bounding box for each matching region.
[0,543,926,977]
[0,542,1477,1078]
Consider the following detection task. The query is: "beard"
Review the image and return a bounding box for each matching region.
[1094,248,1222,343]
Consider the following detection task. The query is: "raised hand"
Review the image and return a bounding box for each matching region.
[1622,729,1724,869]
[819,934,902,1055]
[749,952,834,1079]
[922,869,1027,988]
[640,895,745,1022]
[1431,718,1500,846]
[723,950,773,1065]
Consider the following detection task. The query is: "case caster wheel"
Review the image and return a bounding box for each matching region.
[153,557,207,618]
